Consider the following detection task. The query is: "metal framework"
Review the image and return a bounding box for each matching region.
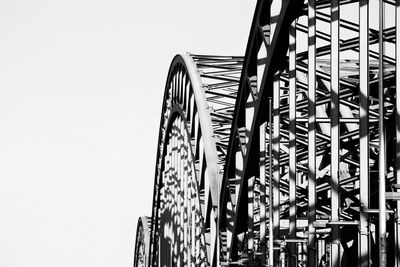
[134,1,400,266]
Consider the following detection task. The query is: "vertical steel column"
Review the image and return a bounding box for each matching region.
[273,73,281,267]
[184,129,188,266]
[191,117,197,265]
[189,142,196,265]
[289,20,297,267]
[307,1,317,266]
[330,1,340,266]
[178,119,183,266]
[177,126,182,266]
[235,150,243,205]
[233,145,243,261]
[181,119,188,266]
[170,132,174,266]
[196,138,202,264]
[269,97,274,267]
[248,175,254,264]
[172,124,178,265]
[378,1,387,266]
[260,122,267,266]
[359,1,370,266]
[396,2,400,266]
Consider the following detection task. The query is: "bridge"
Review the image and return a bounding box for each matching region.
[134,1,400,266]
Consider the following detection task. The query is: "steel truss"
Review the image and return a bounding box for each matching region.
[134,0,400,266]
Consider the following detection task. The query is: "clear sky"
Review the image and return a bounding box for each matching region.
[0,1,256,266]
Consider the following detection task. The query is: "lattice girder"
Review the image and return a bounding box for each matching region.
[134,0,400,266]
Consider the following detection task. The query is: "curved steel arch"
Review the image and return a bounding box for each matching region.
[217,0,306,264]
[135,1,400,266]
[134,216,151,267]
[147,54,242,266]
[219,0,399,266]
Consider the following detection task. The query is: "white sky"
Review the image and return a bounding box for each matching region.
[0,1,256,266]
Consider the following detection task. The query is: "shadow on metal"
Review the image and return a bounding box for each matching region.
[134,1,400,266]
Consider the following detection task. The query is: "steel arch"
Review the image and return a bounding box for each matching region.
[134,216,151,267]
[146,54,242,266]
[134,1,400,266]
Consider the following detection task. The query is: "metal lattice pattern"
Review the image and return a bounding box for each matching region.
[145,54,242,266]
[134,216,151,267]
[158,115,207,265]
[134,0,400,266]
